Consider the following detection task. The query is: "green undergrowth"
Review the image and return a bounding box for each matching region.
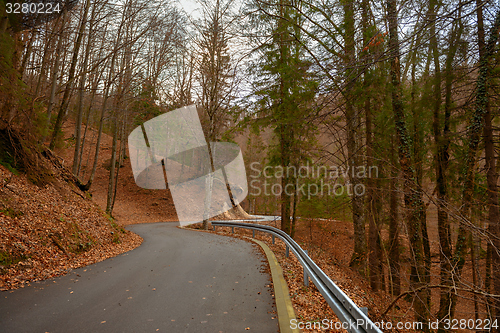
[69,222,94,254]
[0,251,28,269]
[101,211,125,244]
[0,207,23,218]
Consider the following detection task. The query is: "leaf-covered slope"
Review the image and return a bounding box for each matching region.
[0,161,142,290]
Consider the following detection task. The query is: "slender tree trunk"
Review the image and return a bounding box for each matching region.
[279,123,291,235]
[485,241,493,318]
[106,110,119,214]
[411,38,430,305]
[111,117,127,212]
[72,0,93,177]
[50,0,91,150]
[19,29,36,79]
[35,22,54,98]
[449,9,500,323]
[277,0,291,235]
[478,4,500,328]
[429,0,450,324]
[475,6,494,319]
[470,231,479,322]
[343,0,366,272]
[365,64,381,290]
[84,16,124,190]
[388,136,400,295]
[361,0,383,290]
[367,101,384,291]
[435,11,463,328]
[44,12,67,143]
[106,36,129,214]
[387,0,428,327]
[79,49,106,178]
[291,186,297,239]
[203,139,216,230]
[84,56,119,189]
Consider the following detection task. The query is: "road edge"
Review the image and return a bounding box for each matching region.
[178,226,300,333]
[245,236,301,333]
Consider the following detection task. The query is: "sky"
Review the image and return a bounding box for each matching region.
[178,0,200,17]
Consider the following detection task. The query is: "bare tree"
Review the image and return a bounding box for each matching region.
[193,0,241,229]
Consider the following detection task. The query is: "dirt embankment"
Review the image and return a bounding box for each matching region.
[0,127,143,290]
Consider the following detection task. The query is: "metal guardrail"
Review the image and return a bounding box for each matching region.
[212,220,383,333]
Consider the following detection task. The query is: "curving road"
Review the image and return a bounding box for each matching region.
[0,222,279,332]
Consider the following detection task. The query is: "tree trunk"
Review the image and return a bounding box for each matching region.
[111,119,127,212]
[72,0,93,177]
[202,141,216,230]
[44,12,67,143]
[477,3,500,328]
[388,136,400,295]
[277,0,292,236]
[50,0,91,150]
[365,61,381,290]
[106,111,119,215]
[387,0,429,327]
[361,0,383,290]
[19,29,36,80]
[343,0,366,273]
[448,8,500,323]
[83,14,125,190]
[84,48,120,190]
[435,8,463,327]
[279,126,291,235]
[79,45,107,178]
[34,22,55,98]
[291,187,297,239]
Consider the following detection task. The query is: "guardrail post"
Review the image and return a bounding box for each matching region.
[303,250,309,286]
[272,235,275,244]
[213,225,216,231]
[232,227,234,234]
[253,230,255,238]
[286,245,289,258]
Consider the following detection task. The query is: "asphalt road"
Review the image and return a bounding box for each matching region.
[0,222,279,333]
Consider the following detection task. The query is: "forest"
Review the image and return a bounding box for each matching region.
[1,0,500,331]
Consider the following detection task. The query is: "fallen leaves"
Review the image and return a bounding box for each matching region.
[0,164,143,291]
[211,223,416,333]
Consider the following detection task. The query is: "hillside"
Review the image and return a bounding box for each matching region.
[57,121,179,225]
[0,129,142,290]
[57,120,249,224]
[0,118,253,290]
